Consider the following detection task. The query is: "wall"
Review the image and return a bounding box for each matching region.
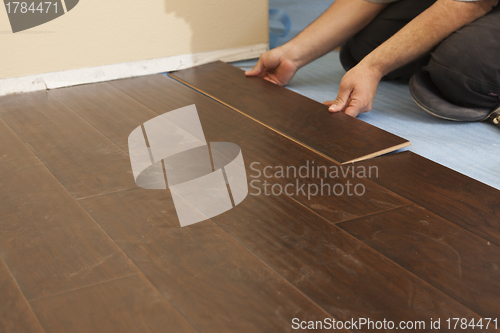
[0,0,268,94]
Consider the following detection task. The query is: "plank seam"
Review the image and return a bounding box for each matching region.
[99,81,353,327]
[75,186,138,201]
[46,91,211,333]
[287,198,493,320]
[168,75,346,164]
[108,76,500,256]
[168,73,411,165]
[27,273,139,303]
[78,80,423,326]
[92,77,495,328]
[167,74,500,248]
[0,250,47,333]
[52,77,493,326]
[0,96,199,333]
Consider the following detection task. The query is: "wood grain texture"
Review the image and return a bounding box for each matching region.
[105,74,409,223]
[2,73,494,331]
[169,61,410,164]
[0,258,43,333]
[212,183,486,328]
[0,119,137,300]
[30,274,195,333]
[353,151,500,247]
[337,204,500,319]
[60,77,485,330]
[50,82,157,151]
[79,188,337,333]
[79,185,487,332]
[48,70,343,333]
[0,91,136,199]
[0,111,192,331]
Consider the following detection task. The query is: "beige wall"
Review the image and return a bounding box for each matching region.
[0,0,268,80]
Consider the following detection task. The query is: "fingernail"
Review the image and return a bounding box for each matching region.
[329,104,338,112]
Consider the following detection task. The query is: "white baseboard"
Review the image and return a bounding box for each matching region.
[0,43,268,97]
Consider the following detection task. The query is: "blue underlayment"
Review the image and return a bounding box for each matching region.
[229,0,500,190]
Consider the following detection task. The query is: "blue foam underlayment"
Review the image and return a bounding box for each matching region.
[230,0,500,190]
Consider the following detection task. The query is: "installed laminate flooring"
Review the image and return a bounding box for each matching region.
[0,70,499,332]
[0,257,43,333]
[353,152,500,247]
[58,77,481,329]
[338,204,500,319]
[105,74,410,222]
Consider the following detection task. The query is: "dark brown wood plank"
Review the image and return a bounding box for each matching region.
[51,82,155,151]
[353,151,500,246]
[52,76,489,329]
[103,74,409,223]
[79,188,337,333]
[337,204,500,319]
[215,183,491,328]
[56,76,485,330]
[0,91,136,199]
[0,258,44,333]
[30,274,195,333]
[0,118,137,300]
[169,61,410,164]
[0,113,193,331]
[80,179,485,332]
[48,78,342,331]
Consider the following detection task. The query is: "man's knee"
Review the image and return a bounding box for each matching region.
[425,10,500,109]
[340,0,435,81]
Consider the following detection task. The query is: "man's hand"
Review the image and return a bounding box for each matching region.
[245,45,299,86]
[325,0,497,118]
[324,64,382,117]
[245,0,387,86]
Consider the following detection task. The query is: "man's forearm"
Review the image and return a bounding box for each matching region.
[284,0,388,68]
[360,0,497,78]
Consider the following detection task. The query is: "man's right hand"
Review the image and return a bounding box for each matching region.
[245,45,300,86]
[244,0,387,87]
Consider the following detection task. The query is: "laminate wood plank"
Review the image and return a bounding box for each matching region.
[337,204,500,319]
[353,151,500,247]
[104,75,409,223]
[79,180,485,332]
[79,188,337,333]
[0,109,196,330]
[0,119,137,300]
[51,82,156,151]
[30,274,195,333]
[55,76,486,329]
[0,91,136,199]
[169,61,410,164]
[0,258,44,333]
[215,182,491,328]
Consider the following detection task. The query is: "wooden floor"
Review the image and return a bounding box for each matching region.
[0,65,499,333]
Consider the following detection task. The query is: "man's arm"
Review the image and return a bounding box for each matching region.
[327,0,498,117]
[245,0,388,85]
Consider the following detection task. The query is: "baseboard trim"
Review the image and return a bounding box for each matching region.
[0,43,268,97]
